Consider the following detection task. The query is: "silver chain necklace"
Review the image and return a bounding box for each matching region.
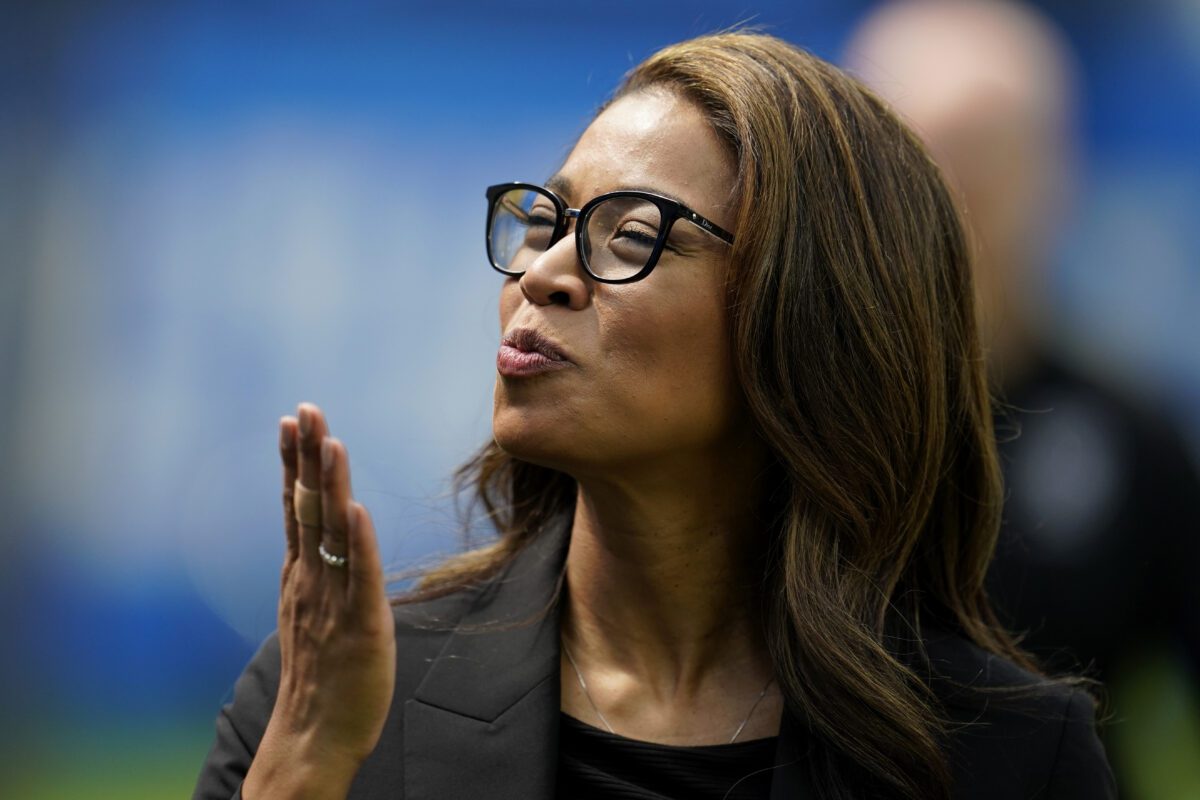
[561,639,775,744]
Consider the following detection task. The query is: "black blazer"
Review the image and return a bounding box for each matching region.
[193,527,1116,799]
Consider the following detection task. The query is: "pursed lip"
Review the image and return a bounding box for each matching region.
[497,327,573,377]
[501,327,571,363]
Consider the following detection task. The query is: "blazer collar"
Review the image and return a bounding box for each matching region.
[402,523,813,799]
[411,527,567,721]
[403,527,568,800]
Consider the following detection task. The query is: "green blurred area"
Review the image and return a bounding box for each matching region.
[1110,648,1200,799]
[7,650,1199,799]
[6,723,215,800]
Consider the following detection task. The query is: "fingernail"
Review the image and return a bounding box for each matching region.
[321,437,335,475]
[298,406,311,437]
[279,418,292,449]
[347,502,360,536]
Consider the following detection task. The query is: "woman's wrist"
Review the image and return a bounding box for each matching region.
[241,722,363,800]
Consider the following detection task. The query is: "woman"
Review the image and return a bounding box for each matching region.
[193,32,1115,799]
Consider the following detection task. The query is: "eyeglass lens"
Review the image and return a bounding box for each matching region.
[490,188,664,281]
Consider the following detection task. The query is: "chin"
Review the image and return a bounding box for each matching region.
[491,404,577,472]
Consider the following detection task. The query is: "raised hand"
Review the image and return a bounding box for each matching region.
[242,403,397,800]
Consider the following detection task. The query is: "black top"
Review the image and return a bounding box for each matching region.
[557,713,776,800]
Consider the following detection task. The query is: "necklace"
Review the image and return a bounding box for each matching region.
[561,639,775,744]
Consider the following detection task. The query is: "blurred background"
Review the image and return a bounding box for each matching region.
[1,1,1197,797]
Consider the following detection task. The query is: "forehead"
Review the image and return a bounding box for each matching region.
[555,90,737,222]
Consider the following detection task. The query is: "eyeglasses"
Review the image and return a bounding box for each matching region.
[485,182,735,284]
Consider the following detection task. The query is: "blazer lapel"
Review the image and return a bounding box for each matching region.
[400,524,816,799]
[403,528,568,800]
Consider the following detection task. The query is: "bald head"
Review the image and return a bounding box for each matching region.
[846,0,1074,148]
[844,0,1081,382]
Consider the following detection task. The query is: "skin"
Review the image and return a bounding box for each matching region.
[244,406,395,799]
[495,89,781,745]
[244,89,780,800]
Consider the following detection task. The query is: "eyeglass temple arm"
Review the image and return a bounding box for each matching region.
[682,208,735,245]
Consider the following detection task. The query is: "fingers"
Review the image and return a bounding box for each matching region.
[279,416,300,564]
[295,403,330,563]
[284,403,381,604]
[346,502,387,613]
[320,436,353,570]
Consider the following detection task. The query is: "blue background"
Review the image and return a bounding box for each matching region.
[2,1,1198,796]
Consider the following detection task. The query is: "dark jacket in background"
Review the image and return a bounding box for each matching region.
[989,351,1200,677]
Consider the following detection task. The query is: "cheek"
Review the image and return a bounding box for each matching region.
[601,281,739,436]
[498,279,522,328]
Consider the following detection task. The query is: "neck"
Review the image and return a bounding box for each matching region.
[561,448,772,694]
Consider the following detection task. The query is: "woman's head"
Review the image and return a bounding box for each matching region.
[492,88,757,482]
[440,31,1032,799]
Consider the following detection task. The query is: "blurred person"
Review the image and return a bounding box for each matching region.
[845,0,1200,786]
[193,32,1114,799]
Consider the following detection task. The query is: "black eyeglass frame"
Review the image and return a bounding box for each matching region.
[485,181,735,285]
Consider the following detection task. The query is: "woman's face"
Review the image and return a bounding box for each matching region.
[493,89,748,478]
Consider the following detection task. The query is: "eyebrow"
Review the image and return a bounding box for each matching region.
[545,173,691,210]
[546,173,573,198]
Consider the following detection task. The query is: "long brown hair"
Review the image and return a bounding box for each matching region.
[408,32,1071,799]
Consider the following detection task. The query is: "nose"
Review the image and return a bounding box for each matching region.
[518,229,593,310]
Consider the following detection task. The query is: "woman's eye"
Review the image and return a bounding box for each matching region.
[521,211,557,249]
[528,202,557,220]
[613,224,659,248]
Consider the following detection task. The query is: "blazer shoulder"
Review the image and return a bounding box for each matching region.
[922,626,1047,692]
[192,633,280,800]
[921,631,1116,798]
[391,582,485,634]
